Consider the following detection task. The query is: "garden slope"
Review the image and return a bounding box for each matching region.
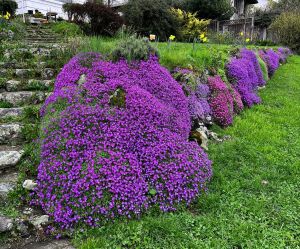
[75,56,300,248]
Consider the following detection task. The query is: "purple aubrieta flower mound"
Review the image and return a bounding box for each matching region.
[207,76,234,127]
[277,47,292,64]
[259,49,280,77]
[226,54,261,108]
[34,53,212,229]
[240,48,266,87]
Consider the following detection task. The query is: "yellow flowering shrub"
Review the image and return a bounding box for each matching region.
[171,8,210,41]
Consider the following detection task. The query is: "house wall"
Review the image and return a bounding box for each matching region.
[16,0,85,18]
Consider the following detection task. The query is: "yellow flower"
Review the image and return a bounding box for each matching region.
[202,37,208,43]
[149,34,156,41]
[245,38,250,43]
[169,35,176,41]
[240,32,244,37]
[200,33,205,39]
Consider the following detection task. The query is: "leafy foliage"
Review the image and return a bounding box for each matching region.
[171,8,210,41]
[63,2,123,36]
[184,0,234,20]
[111,36,158,62]
[269,12,300,53]
[122,0,178,40]
[0,0,17,15]
[50,21,82,37]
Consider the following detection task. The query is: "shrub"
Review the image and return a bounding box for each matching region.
[226,49,262,107]
[173,68,211,125]
[240,48,266,87]
[63,2,123,36]
[207,76,235,127]
[257,56,269,82]
[122,0,178,40]
[0,0,17,16]
[50,21,82,37]
[34,53,212,229]
[269,11,300,53]
[111,36,158,62]
[259,49,280,77]
[277,47,292,63]
[170,8,210,41]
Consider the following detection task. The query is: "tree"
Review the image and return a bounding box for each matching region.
[184,0,234,20]
[0,0,18,15]
[122,0,178,40]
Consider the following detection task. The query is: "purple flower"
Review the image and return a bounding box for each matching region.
[35,53,212,230]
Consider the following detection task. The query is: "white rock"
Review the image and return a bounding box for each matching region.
[0,216,13,233]
[31,215,49,227]
[23,179,37,190]
[0,150,23,169]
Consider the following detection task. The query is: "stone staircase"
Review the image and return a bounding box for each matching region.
[0,26,76,248]
[24,25,64,45]
[0,24,66,208]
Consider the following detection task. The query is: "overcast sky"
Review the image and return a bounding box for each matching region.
[257,0,268,7]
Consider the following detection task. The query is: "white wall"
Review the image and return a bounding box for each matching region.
[16,0,86,18]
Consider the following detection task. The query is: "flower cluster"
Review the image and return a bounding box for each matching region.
[226,49,262,107]
[173,68,211,124]
[207,76,235,127]
[35,53,212,229]
[259,49,280,77]
[277,47,292,64]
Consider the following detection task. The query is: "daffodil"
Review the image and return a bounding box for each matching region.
[202,37,208,43]
[240,32,244,37]
[245,38,250,43]
[149,34,156,41]
[169,35,175,41]
[200,33,205,39]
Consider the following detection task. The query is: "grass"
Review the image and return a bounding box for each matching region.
[73,56,300,248]
[78,37,275,71]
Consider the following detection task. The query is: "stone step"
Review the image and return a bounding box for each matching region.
[0,91,48,107]
[0,124,23,145]
[0,145,23,170]
[4,79,54,91]
[4,68,56,80]
[0,169,18,201]
[0,108,23,119]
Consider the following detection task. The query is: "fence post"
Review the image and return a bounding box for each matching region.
[250,16,254,41]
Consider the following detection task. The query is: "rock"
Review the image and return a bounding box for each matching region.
[0,91,46,106]
[23,180,37,190]
[261,180,269,185]
[42,68,55,80]
[0,170,18,199]
[0,124,23,145]
[0,149,24,169]
[23,207,33,215]
[0,216,13,233]
[77,74,86,85]
[190,129,209,151]
[15,69,32,78]
[22,240,75,249]
[6,80,22,91]
[0,108,23,119]
[30,215,49,228]
[16,220,30,237]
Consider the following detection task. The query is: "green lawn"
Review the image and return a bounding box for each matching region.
[73,56,300,249]
[78,37,274,71]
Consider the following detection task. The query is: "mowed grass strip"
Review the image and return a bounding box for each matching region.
[74,56,300,249]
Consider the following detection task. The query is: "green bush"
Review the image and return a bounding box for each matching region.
[0,0,17,15]
[111,36,158,62]
[122,0,178,41]
[257,55,269,82]
[269,11,300,53]
[50,21,82,37]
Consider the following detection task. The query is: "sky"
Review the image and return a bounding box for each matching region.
[257,0,268,7]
